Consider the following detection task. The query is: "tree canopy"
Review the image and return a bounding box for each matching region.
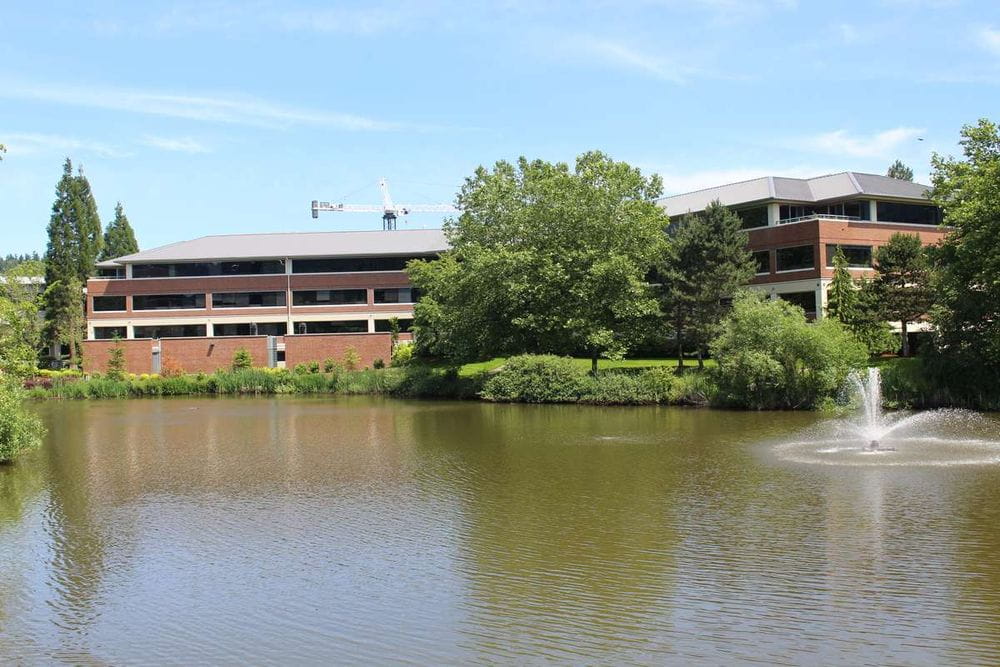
[409,151,670,372]
[887,160,914,181]
[928,118,1000,378]
[872,233,933,357]
[100,201,139,261]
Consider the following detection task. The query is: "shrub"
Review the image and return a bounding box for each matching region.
[372,358,385,369]
[323,358,341,373]
[342,347,361,371]
[480,355,589,403]
[308,361,321,374]
[391,342,414,366]
[0,381,44,463]
[231,347,253,371]
[160,356,184,378]
[711,292,868,409]
[293,363,311,375]
[580,372,654,405]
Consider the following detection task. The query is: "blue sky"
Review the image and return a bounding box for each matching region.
[1,0,998,254]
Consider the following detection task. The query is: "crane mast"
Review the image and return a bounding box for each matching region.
[311,178,457,230]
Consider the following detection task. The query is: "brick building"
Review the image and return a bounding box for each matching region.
[657,171,948,319]
[83,229,446,374]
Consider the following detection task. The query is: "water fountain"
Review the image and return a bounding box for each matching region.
[774,367,1000,466]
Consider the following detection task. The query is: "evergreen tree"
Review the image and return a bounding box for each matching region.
[825,246,858,322]
[43,276,85,366]
[659,201,756,368]
[100,202,139,261]
[70,165,103,282]
[872,233,933,357]
[887,160,914,181]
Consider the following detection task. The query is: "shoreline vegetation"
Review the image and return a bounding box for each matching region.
[23,354,989,411]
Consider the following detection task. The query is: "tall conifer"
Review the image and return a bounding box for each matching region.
[100,202,139,260]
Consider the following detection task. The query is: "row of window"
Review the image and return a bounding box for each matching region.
[753,244,874,274]
[92,288,419,312]
[740,201,941,227]
[127,256,433,279]
[92,318,415,339]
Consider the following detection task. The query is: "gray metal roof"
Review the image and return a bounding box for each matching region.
[97,229,449,266]
[658,171,931,216]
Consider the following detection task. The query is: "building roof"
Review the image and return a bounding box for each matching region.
[658,171,931,216]
[97,228,450,267]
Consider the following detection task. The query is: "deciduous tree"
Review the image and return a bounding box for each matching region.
[409,151,669,374]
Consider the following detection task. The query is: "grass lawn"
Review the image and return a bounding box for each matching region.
[456,357,715,377]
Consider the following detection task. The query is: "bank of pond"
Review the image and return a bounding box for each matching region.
[23,354,990,412]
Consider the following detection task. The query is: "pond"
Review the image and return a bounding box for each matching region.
[2,397,1000,664]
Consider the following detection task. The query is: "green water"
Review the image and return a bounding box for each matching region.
[2,397,1000,664]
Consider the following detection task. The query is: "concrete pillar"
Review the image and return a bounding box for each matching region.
[767,202,781,226]
[868,200,878,222]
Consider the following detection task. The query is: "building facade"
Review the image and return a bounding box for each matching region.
[84,229,446,373]
[657,171,947,320]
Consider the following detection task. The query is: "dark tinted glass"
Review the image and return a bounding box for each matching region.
[131,261,284,278]
[373,318,413,332]
[92,326,127,340]
[293,289,367,306]
[373,288,419,303]
[293,320,368,334]
[778,291,817,319]
[736,206,768,229]
[876,202,941,225]
[133,324,207,338]
[92,295,126,311]
[132,293,205,310]
[752,250,770,273]
[825,244,872,268]
[292,256,431,274]
[213,322,287,336]
[775,245,815,271]
[212,291,286,308]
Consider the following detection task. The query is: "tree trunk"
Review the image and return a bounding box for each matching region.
[676,316,685,369]
[900,320,909,357]
[591,353,599,377]
[697,347,704,370]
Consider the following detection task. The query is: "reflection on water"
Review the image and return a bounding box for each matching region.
[1,398,999,663]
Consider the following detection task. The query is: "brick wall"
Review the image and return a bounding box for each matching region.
[284,333,393,369]
[160,336,270,373]
[82,339,155,375]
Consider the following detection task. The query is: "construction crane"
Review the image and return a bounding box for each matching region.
[311,178,457,230]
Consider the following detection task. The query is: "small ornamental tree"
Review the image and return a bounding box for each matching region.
[825,247,858,322]
[872,233,934,357]
[342,346,361,371]
[106,336,127,380]
[231,346,253,370]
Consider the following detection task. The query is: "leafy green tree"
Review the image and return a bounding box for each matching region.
[409,151,669,374]
[659,201,755,368]
[44,276,85,367]
[100,202,139,261]
[0,379,44,463]
[872,233,933,356]
[0,262,45,378]
[887,160,914,181]
[711,292,868,409]
[927,118,1000,383]
[826,247,897,356]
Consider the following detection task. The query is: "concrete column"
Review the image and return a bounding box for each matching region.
[815,282,826,320]
[868,200,878,222]
[767,202,781,226]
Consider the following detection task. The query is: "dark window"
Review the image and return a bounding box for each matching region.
[292,255,432,274]
[374,318,413,333]
[778,291,818,320]
[96,267,124,279]
[131,260,284,278]
[876,202,941,225]
[825,244,872,268]
[133,324,207,338]
[294,320,368,334]
[775,245,815,271]
[373,288,419,304]
[752,250,770,274]
[736,206,768,229]
[293,289,367,306]
[92,326,127,340]
[779,200,869,221]
[132,293,205,310]
[92,295,126,311]
[213,322,287,337]
[212,291,286,308]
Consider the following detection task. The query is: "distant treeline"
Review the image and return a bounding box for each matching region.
[0,252,41,271]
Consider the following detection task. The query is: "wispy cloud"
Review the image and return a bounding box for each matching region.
[977,26,1000,57]
[140,136,211,154]
[1,132,127,158]
[0,81,400,131]
[559,37,690,83]
[798,127,925,158]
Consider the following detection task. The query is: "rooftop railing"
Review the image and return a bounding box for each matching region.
[776,214,863,225]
